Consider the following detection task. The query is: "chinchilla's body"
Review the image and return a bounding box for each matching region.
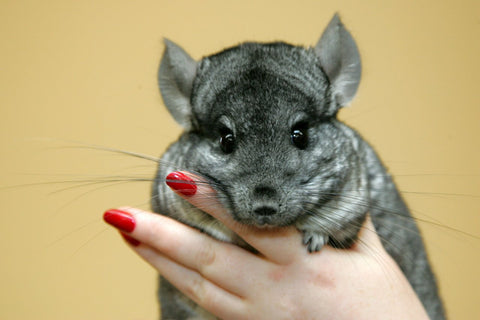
[151,14,445,319]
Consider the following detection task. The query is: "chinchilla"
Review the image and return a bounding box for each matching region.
[151,14,446,320]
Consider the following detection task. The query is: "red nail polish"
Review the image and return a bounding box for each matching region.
[166,171,197,196]
[103,209,136,233]
[120,232,141,247]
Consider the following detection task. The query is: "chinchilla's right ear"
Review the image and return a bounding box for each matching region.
[158,38,197,130]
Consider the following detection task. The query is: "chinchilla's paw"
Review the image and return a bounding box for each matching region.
[302,230,329,253]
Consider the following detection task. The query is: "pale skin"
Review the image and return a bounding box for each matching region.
[106,172,429,320]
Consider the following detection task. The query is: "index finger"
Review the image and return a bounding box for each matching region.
[166,171,304,265]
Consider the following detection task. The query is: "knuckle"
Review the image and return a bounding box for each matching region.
[185,276,217,309]
[184,274,205,302]
[195,239,217,269]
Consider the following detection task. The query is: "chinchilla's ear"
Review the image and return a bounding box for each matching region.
[315,14,361,107]
[158,38,197,130]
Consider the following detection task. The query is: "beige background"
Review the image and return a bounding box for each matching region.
[1,0,479,319]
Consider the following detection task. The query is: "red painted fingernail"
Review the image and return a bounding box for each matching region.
[166,171,197,196]
[103,209,136,233]
[120,232,141,247]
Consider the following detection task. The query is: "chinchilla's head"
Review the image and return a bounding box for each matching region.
[157,14,363,227]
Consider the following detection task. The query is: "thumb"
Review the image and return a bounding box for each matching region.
[355,214,386,253]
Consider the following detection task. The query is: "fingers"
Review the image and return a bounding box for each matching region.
[104,207,266,298]
[133,244,246,320]
[166,171,305,265]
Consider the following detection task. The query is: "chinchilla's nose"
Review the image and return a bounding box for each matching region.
[252,184,278,216]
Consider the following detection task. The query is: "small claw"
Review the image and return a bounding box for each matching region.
[303,234,312,246]
[302,231,329,253]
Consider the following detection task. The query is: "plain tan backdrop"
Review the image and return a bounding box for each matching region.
[1,0,479,319]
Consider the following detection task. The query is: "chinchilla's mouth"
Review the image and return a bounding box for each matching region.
[233,211,298,228]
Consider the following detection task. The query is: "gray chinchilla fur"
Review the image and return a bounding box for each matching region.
[151,13,446,320]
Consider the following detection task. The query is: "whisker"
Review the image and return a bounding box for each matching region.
[304,189,480,239]
[68,228,109,259]
[47,218,101,247]
[31,138,162,163]
[49,180,154,218]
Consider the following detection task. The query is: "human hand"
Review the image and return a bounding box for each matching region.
[103,171,429,320]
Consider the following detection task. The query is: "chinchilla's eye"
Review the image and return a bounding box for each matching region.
[219,129,235,154]
[291,122,309,150]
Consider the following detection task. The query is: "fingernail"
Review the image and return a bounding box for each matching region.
[120,232,141,247]
[103,209,136,233]
[166,171,197,196]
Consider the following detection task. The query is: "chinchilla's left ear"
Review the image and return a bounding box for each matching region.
[158,38,197,130]
[315,14,361,107]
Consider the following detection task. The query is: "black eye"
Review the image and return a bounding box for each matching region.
[291,122,309,150]
[219,129,235,154]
